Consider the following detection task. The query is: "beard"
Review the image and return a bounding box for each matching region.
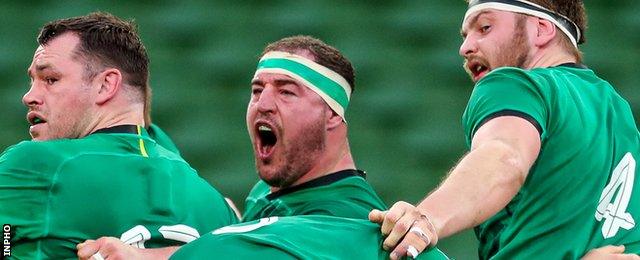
[34,84,94,140]
[463,15,531,81]
[258,112,326,189]
[496,16,530,69]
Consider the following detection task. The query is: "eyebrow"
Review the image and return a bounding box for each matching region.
[27,63,56,78]
[273,78,298,86]
[460,10,491,37]
[251,77,299,87]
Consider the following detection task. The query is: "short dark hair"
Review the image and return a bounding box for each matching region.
[261,35,355,92]
[38,12,152,124]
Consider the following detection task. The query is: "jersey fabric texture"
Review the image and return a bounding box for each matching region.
[0,125,238,259]
[171,215,449,260]
[462,64,640,259]
[147,123,181,155]
[242,169,387,221]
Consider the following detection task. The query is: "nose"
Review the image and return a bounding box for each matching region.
[255,86,277,114]
[22,84,42,108]
[459,35,477,58]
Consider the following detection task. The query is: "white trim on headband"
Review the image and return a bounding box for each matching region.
[253,51,352,121]
[464,0,580,47]
[258,51,352,96]
[256,67,347,119]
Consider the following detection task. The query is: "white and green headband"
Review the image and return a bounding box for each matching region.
[254,51,352,121]
[465,0,582,47]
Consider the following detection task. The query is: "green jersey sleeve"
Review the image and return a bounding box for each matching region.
[462,67,548,146]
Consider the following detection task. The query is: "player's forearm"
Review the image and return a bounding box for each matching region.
[418,140,528,238]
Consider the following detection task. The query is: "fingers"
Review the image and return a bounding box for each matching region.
[598,245,626,254]
[91,252,106,260]
[372,202,440,259]
[389,217,437,260]
[380,201,414,236]
[382,211,418,250]
[369,209,386,224]
[77,237,126,260]
[582,245,640,260]
[77,239,100,260]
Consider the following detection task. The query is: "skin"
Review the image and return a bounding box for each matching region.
[25,33,97,140]
[368,9,611,259]
[77,49,357,259]
[460,10,530,82]
[246,50,354,192]
[24,32,144,141]
[247,67,328,190]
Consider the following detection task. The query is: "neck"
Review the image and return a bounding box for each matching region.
[525,44,577,69]
[81,103,145,137]
[270,130,355,192]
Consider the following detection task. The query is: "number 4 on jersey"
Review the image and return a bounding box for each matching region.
[595,152,636,239]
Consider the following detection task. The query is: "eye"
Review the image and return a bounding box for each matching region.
[280,89,295,96]
[251,86,263,95]
[480,25,491,34]
[45,77,58,85]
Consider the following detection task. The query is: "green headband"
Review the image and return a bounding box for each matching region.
[254,51,352,120]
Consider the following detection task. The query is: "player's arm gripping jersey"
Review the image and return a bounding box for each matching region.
[463,66,640,258]
[0,125,238,259]
[171,215,450,259]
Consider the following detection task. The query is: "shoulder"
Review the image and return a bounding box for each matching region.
[1,140,64,163]
[0,141,72,184]
[477,67,544,87]
[246,180,271,199]
[147,124,181,155]
[479,66,573,89]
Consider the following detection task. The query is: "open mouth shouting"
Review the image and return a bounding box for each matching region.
[466,60,490,82]
[254,121,279,161]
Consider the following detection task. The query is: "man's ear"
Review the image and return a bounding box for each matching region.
[95,68,122,105]
[326,109,344,131]
[534,18,557,47]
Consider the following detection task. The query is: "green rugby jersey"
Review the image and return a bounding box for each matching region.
[0,125,238,259]
[171,215,450,260]
[463,64,640,259]
[242,169,387,221]
[147,123,181,155]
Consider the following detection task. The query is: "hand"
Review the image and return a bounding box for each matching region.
[582,245,640,260]
[369,201,438,259]
[77,237,142,260]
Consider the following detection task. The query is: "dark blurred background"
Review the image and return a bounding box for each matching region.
[1,1,638,258]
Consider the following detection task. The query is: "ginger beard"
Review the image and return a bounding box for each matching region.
[464,16,530,82]
[251,109,326,189]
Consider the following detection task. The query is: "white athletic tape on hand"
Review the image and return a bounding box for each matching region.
[407,245,419,258]
[91,252,105,260]
[409,226,431,246]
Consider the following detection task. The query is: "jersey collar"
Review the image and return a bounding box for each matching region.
[266,169,367,200]
[90,124,146,136]
[555,63,588,69]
